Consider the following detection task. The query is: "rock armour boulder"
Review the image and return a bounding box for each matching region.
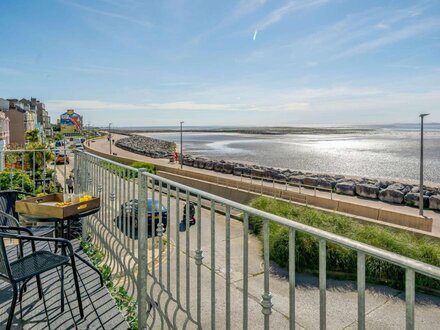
[355,184,379,199]
[378,189,404,204]
[335,182,356,195]
[429,195,440,210]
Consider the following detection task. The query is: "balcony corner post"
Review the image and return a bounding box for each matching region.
[137,168,149,329]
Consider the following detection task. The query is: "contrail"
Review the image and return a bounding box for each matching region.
[253,29,258,41]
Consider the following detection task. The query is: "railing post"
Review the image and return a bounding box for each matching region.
[81,153,91,240]
[0,139,4,171]
[73,151,79,193]
[319,239,327,330]
[63,140,67,192]
[80,153,88,194]
[406,269,415,330]
[261,219,273,330]
[357,252,366,330]
[138,169,149,329]
[289,228,296,330]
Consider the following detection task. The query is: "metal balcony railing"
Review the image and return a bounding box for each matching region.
[1,147,439,329]
[72,151,440,330]
[0,148,69,193]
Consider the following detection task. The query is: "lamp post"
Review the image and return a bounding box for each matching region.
[419,113,429,216]
[87,122,91,147]
[180,121,184,169]
[109,123,112,155]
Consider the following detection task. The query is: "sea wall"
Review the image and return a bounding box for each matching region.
[116,135,440,210]
[115,135,175,158]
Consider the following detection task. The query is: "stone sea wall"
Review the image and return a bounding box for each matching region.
[115,135,175,158]
[117,135,440,210]
[181,155,440,210]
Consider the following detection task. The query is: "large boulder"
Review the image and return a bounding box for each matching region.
[213,162,224,172]
[387,183,404,191]
[303,177,319,187]
[387,183,411,195]
[272,170,287,181]
[355,184,379,199]
[429,195,440,210]
[289,175,305,184]
[233,166,246,176]
[251,168,265,179]
[222,163,234,174]
[404,193,429,207]
[183,157,194,166]
[378,189,404,204]
[317,179,335,190]
[193,158,207,168]
[335,182,356,196]
[263,169,275,180]
[204,161,214,170]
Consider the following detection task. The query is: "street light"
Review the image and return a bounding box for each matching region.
[180,121,184,169]
[109,123,112,155]
[419,113,429,216]
[87,122,91,147]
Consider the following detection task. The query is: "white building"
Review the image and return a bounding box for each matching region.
[0,98,10,146]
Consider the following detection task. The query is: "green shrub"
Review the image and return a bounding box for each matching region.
[130,161,156,174]
[0,171,34,192]
[249,197,440,291]
[99,161,156,179]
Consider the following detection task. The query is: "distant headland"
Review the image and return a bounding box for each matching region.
[111,126,375,136]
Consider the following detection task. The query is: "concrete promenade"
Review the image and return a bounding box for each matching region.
[88,134,440,235]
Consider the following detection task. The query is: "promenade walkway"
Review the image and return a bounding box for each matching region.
[88,134,440,235]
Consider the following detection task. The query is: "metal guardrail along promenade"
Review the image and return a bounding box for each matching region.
[12,149,440,329]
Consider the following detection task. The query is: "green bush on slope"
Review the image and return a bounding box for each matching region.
[248,197,440,291]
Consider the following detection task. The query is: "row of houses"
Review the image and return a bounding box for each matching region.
[0,97,52,147]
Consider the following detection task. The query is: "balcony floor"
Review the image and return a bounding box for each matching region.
[0,239,127,329]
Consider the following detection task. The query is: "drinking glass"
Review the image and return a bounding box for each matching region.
[72,194,81,203]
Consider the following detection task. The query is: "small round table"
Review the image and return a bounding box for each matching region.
[18,207,103,286]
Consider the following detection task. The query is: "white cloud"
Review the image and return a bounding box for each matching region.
[339,18,440,58]
[257,0,329,31]
[46,85,440,121]
[375,23,389,30]
[46,100,244,112]
[59,0,151,27]
[230,0,267,21]
[288,3,439,62]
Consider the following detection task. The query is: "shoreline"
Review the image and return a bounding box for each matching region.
[112,126,375,136]
[113,134,440,211]
[126,131,439,188]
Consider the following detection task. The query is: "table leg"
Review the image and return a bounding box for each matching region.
[67,219,71,240]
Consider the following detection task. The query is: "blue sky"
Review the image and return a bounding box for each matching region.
[0,0,439,126]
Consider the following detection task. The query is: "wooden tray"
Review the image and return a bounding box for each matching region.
[16,193,100,219]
